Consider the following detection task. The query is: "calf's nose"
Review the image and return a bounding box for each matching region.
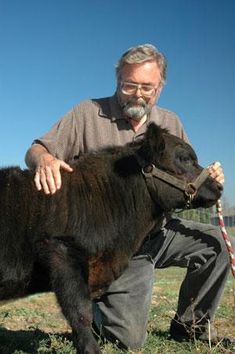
[217,182,223,192]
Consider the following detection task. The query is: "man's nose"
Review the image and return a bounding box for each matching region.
[134,87,143,97]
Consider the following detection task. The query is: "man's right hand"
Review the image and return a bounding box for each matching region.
[25,144,73,195]
[34,152,73,194]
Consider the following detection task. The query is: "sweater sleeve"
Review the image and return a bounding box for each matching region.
[33,109,79,162]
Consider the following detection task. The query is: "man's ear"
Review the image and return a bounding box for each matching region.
[138,123,166,164]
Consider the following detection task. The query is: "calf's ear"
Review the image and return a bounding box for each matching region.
[138,123,166,164]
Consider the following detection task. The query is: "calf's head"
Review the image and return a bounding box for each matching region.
[137,123,223,211]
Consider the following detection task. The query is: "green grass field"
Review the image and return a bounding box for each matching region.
[0,267,234,354]
[228,227,235,237]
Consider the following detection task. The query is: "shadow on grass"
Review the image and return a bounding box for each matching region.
[149,328,170,339]
[0,327,73,354]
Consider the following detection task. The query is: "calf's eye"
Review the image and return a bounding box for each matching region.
[179,156,192,165]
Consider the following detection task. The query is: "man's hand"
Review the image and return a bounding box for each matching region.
[34,152,73,194]
[207,161,224,186]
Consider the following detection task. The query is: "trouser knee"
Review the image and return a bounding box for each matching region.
[207,225,230,258]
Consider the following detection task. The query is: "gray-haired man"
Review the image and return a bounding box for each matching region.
[25,44,230,350]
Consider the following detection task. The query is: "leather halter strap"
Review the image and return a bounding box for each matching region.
[141,164,210,207]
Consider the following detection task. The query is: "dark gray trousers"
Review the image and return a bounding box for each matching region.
[93,217,231,349]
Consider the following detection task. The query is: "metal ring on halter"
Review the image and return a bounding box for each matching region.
[184,183,197,198]
[142,164,155,175]
[184,183,198,208]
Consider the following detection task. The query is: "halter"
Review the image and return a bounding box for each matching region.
[141,163,235,277]
[141,164,210,208]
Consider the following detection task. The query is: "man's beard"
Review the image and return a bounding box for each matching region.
[118,96,152,121]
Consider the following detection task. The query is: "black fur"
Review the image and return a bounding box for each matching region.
[0,123,222,354]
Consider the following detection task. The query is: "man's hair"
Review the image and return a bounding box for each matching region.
[116,44,167,86]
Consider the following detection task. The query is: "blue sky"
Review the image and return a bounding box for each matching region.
[0,0,235,205]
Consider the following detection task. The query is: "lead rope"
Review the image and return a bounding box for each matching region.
[216,199,235,277]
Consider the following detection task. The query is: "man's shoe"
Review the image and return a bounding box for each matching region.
[170,318,234,347]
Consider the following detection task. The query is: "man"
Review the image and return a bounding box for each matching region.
[25,44,229,350]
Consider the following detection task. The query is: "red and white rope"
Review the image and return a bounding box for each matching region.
[216,199,235,277]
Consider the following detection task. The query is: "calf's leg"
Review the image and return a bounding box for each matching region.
[50,249,101,354]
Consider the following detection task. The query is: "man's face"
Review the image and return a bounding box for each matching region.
[117,61,162,121]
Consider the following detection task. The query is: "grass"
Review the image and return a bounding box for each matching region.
[0,267,234,354]
[227,227,235,237]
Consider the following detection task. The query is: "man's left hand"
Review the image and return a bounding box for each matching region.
[207,161,224,185]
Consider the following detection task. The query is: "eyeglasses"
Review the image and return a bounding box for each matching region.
[120,81,159,97]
